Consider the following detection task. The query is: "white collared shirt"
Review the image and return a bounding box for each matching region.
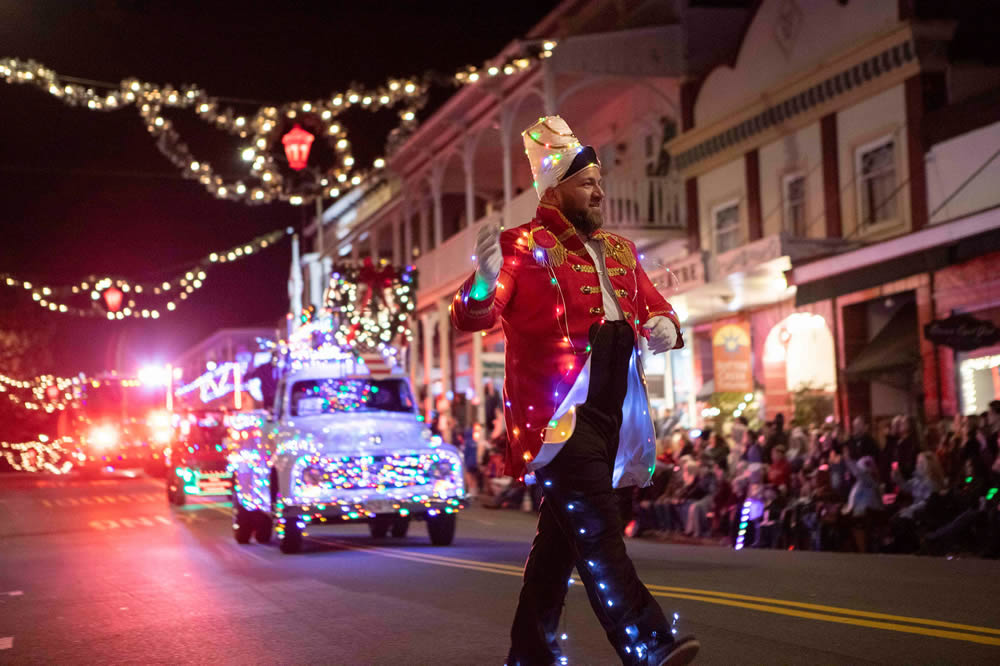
[582,238,623,321]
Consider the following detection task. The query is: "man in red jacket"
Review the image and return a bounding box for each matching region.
[451,116,699,666]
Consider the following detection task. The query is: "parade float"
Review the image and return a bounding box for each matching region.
[227,261,466,553]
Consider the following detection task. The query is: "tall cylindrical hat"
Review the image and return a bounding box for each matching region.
[522,115,600,197]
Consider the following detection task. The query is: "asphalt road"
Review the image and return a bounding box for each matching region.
[1,473,999,665]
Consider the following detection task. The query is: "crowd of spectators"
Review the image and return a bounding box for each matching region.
[625,401,1000,557]
[432,390,1000,558]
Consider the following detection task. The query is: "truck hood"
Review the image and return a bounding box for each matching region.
[278,412,452,457]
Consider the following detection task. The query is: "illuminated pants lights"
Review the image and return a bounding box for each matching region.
[508,321,675,666]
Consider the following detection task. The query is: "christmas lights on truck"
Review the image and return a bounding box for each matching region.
[226,261,466,554]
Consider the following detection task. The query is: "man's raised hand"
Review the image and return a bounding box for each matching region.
[474,222,503,286]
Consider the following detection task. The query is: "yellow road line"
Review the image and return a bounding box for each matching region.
[644,584,1000,636]
[196,505,1000,646]
[647,591,1000,647]
[325,539,1000,646]
[355,544,1000,638]
[315,538,524,578]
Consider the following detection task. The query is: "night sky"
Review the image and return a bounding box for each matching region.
[0,0,561,376]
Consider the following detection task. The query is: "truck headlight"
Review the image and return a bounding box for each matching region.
[302,466,324,486]
[89,425,119,451]
[428,459,455,480]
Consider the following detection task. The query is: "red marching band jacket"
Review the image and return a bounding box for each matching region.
[450,203,683,484]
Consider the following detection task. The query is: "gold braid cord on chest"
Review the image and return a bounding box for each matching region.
[527,227,568,268]
[600,234,636,270]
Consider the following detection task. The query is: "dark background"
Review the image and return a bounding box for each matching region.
[0,0,560,376]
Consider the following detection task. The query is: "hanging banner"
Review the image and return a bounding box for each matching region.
[711,321,753,394]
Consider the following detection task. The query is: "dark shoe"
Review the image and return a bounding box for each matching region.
[654,634,700,666]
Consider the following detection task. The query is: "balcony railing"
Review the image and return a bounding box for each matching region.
[414,189,539,296]
[603,174,684,229]
[413,178,687,295]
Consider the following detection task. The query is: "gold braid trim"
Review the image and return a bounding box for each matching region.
[527,228,568,268]
[601,234,636,270]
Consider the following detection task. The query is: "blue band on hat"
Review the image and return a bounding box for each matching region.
[559,146,601,182]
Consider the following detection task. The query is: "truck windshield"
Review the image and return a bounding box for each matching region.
[289,378,415,416]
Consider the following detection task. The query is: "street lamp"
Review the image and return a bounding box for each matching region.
[282,124,315,171]
[103,286,124,313]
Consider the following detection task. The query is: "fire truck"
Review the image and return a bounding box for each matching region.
[57,376,172,477]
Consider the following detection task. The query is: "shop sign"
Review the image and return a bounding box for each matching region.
[924,314,1000,351]
[711,321,753,393]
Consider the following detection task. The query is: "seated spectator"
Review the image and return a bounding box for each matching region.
[884,452,949,553]
[841,454,885,552]
[673,431,695,459]
[704,430,730,471]
[848,415,880,461]
[786,427,808,468]
[686,460,735,538]
[923,456,991,555]
[768,445,791,489]
[742,430,764,464]
[654,459,705,534]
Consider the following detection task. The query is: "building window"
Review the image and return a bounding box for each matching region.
[856,135,897,228]
[783,173,807,236]
[713,201,741,254]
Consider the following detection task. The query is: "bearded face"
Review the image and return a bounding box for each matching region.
[551,166,605,238]
[567,205,604,236]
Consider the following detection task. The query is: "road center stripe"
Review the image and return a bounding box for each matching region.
[320,538,1000,646]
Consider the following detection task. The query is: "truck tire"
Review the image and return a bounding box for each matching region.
[254,511,273,544]
[369,516,392,538]
[166,473,186,506]
[391,517,410,538]
[279,519,303,554]
[426,513,456,546]
[232,487,254,544]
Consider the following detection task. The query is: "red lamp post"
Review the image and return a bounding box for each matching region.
[103,286,124,313]
[281,124,315,171]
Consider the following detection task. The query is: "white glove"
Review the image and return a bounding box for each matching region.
[474,223,502,286]
[643,316,678,354]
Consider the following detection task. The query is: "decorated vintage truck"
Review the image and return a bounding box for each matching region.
[227,361,466,553]
[226,261,465,553]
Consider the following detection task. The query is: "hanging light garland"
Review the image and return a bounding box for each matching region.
[0,226,292,319]
[454,40,556,83]
[0,435,78,474]
[0,41,557,207]
[0,372,83,413]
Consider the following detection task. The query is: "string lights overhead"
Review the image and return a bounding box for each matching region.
[0,227,292,319]
[0,372,82,413]
[0,40,557,207]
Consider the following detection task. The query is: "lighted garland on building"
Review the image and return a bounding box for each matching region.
[0,227,292,319]
[0,372,83,413]
[453,40,556,83]
[0,41,557,206]
[0,435,77,474]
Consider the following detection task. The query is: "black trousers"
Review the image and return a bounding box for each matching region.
[507,321,674,665]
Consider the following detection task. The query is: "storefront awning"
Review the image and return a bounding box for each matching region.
[845,302,920,381]
[791,207,1000,306]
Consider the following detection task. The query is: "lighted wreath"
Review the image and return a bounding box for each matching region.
[323,260,418,353]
